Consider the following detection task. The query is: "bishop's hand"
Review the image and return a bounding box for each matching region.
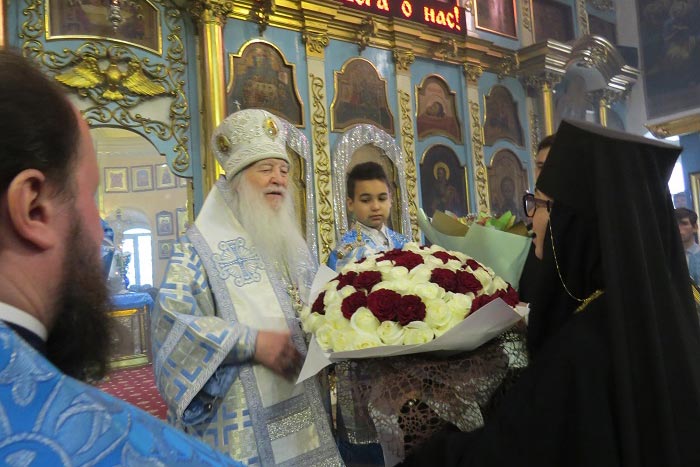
[254,330,303,381]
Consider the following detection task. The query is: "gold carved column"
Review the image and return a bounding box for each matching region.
[591,89,621,127]
[302,30,334,262]
[394,48,420,241]
[463,62,490,214]
[524,72,562,137]
[190,1,231,194]
[0,0,6,48]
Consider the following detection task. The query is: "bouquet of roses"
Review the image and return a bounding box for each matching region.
[300,243,520,353]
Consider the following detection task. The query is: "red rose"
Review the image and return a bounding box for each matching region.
[341,291,367,319]
[312,291,326,315]
[353,271,383,291]
[433,251,459,264]
[465,259,483,271]
[367,289,402,322]
[336,271,358,290]
[471,293,494,313]
[393,251,424,271]
[430,268,458,293]
[377,249,405,262]
[500,286,520,307]
[471,287,520,312]
[397,294,426,325]
[455,270,482,294]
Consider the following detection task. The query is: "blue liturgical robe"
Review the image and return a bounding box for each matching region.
[327,223,410,271]
[0,321,241,466]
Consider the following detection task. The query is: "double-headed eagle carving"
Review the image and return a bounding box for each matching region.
[55,56,166,101]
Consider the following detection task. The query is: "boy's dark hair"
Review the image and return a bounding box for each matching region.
[675,207,698,226]
[346,161,390,199]
[0,49,80,199]
[537,134,556,153]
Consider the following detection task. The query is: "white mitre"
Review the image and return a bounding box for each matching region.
[211,108,289,179]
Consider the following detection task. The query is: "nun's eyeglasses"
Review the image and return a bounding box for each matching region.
[523,192,553,217]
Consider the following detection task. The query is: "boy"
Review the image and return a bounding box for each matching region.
[327,161,409,270]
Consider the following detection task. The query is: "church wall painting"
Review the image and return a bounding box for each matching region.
[104,167,129,193]
[331,58,395,135]
[46,0,162,54]
[531,0,574,43]
[487,149,528,222]
[226,40,304,126]
[637,0,700,119]
[420,145,468,218]
[131,165,154,192]
[416,75,463,144]
[155,211,173,237]
[483,85,524,147]
[474,0,518,39]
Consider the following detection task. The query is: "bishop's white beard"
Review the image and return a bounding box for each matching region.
[230,174,312,290]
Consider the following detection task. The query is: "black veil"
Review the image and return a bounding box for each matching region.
[402,120,700,466]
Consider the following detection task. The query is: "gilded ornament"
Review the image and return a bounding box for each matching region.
[576,0,590,35]
[302,31,329,57]
[216,134,231,154]
[310,73,334,259]
[393,49,415,72]
[468,100,489,214]
[497,55,517,80]
[251,0,276,35]
[189,0,233,26]
[357,16,378,52]
[521,0,532,31]
[263,117,279,138]
[434,37,458,60]
[55,55,167,101]
[21,0,194,174]
[399,90,420,241]
[463,63,483,84]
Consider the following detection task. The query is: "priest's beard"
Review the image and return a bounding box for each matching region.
[47,220,112,382]
[231,175,311,287]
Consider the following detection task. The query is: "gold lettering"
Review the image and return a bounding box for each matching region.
[377,0,389,10]
[423,6,435,22]
[401,0,413,17]
[436,10,447,26]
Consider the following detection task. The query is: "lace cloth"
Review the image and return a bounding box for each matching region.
[335,325,528,462]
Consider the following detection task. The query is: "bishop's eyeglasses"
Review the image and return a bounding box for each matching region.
[522,192,553,217]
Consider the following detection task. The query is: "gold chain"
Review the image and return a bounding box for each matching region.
[549,221,604,313]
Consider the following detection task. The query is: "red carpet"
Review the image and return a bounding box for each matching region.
[97,364,168,420]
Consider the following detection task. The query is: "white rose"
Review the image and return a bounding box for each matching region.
[471,268,493,288]
[484,276,508,295]
[377,321,405,345]
[423,300,452,329]
[446,292,473,318]
[299,304,311,320]
[386,266,409,281]
[324,288,342,309]
[423,255,446,268]
[403,321,435,345]
[412,282,445,301]
[452,251,468,262]
[338,285,358,298]
[408,263,434,283]
[331,329,354,352]
[315,324,335,351]
[302,312,325,334]
[350,307,380,334]
[403,243,424,254]
[428,244,444,253]
[349,332,383,350]
[325,308,349,329]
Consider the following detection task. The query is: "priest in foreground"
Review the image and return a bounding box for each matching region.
[152,109,341,466]
[401,120,700,466]
[0,49,240,466]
